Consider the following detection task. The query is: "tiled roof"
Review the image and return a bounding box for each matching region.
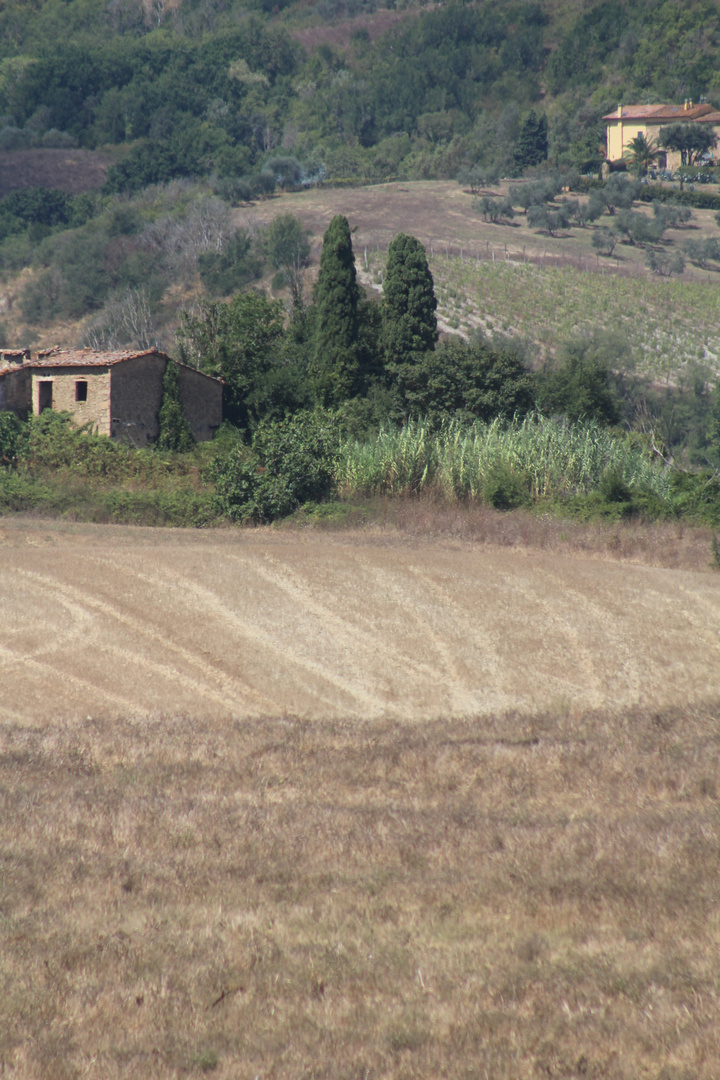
[32,347,169,368]
[0,348,224,383]
[604,103,718,121]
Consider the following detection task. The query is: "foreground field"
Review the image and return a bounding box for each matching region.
[1,519,720,721]
[2,705,719,1078]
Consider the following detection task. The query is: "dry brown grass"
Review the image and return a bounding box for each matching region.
[2,518,720,722]
[2,704,719,1078]
[374,498,718,574]
[241,180,720,284]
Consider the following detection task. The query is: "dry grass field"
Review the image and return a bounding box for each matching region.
[2,518,720,1078]
[1,517,720,721]
[242,180,720,281]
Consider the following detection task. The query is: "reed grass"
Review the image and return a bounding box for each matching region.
[336,417,670,501]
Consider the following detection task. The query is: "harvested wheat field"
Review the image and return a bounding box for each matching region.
[1,518,720,722]
[2,519,720,1079]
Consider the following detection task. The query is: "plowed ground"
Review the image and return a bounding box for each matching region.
[2,519,719,722]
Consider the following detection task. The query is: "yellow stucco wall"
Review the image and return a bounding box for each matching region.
[32,368,111,435]
[606,117,720,167]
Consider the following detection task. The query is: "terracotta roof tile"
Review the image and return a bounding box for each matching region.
[0,348,224,384]
[604,103,718,121]
[32,347,168,368]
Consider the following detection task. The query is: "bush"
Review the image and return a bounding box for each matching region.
[212,409,341,522]
[0,411,29,467]
[482,462,530,509]
[198,229,264,295]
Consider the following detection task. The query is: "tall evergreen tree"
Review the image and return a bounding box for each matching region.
[513,110,548,171]
[382,233,438,369]
[311,215,361,405]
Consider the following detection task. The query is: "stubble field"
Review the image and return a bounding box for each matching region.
[2,518,720,1078]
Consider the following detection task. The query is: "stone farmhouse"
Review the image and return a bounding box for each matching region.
[604,101,720,168]
[0,347,222,444]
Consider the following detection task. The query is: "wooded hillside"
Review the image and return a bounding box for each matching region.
[1,0,720,187]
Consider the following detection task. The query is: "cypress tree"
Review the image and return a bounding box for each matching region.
[382,233,438,369]
[311,214,361,404]
[513,110,548,171]
[157,360,194,451]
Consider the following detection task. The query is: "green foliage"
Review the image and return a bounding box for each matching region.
[198,229,264,296]
[613,209,664,247]
[335,416,670,504]
[0,187,96,242]
[382,233,437,371]
[637,187,720,211]
[157,361,194,453]
[513,110,548,172]
[482,462,530,510]
[262,212,311,304]
[646,248,686,277]
[0,410,29,467]
[396,337,536,429]
[212,408,341,522]
[652,202,693,229]
[622,133,659,176]
[527,202,571,236]
[311,215,362,405]
[659,123,717,166]
[591,226,617,256]
[683,237,720,268]
[176,290,296,433]
[538,337,621,426]
[473,196,515,223]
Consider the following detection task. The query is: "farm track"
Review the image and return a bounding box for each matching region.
[1,520,719,722]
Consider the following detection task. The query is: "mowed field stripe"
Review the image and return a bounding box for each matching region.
[14,566,280,714]
[89,553,400,716]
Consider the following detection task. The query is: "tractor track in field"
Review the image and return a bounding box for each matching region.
[1,521,719,723]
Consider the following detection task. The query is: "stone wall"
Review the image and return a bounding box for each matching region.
[109,354,165,445]
[177,364,223,443]
[0,367,31,418]
[32,368,111,435]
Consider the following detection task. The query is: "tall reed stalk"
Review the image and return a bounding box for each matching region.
[335,417,670,501]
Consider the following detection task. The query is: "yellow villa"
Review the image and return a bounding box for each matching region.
[604,101,720,168]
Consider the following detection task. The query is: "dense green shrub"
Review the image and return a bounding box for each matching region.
[0,411,29,467]
[212,409,341,522]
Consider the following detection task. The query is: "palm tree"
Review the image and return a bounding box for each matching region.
[623,133,660,176]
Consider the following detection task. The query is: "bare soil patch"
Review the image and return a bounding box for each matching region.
[0,148,112,197]
[1,518,718,723]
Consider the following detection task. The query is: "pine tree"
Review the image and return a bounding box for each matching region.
[157,360,194,452]
[513,110,548,171]
[311,215,361,404]
[382,233,438,369]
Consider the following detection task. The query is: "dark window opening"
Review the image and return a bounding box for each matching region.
[38,381,53,413]
[75,380,88,402]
